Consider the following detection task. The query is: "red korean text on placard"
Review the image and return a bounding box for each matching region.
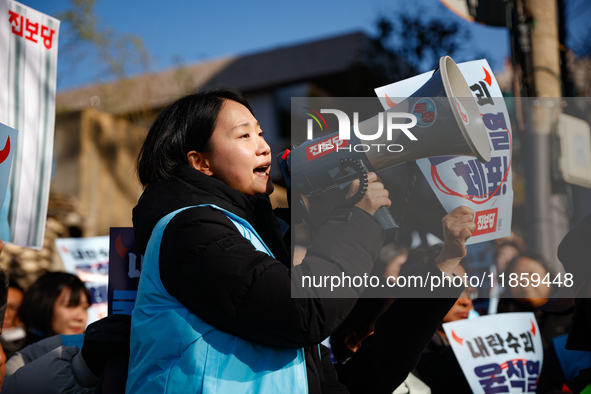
[472,208,498,236]
[41,25,56,49]
[8,10,23,37]
[8,11,55,49]
[25,19,38,43]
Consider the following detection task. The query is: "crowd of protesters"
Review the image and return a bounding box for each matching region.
[0,88,587,394]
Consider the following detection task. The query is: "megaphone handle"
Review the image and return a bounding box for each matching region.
[374,206,399,231]
[352,159,399,233]
[334,158,399,234]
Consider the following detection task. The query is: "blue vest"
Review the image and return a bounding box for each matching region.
[126,205,308,393]
[553,334,591,382]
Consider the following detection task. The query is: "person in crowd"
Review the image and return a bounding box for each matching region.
[340,243,474,394]
[127,88,391,393]
[0,238,124,394]
[537,213,591,393]
[411,247,476,394]
[18,272,91,347]
[126,88,475,393]
[331,243,458,365]
[3,279,23,331]
[493,231,526,275]
[329,245,432,393]
[494,240,523,276]
[488,231,526,314]
[0,279,26,359]
[333,293,432,394]
[377,242,409,282]
[332,239,475,394]
[497,252,571,348]
[2,314,131,394]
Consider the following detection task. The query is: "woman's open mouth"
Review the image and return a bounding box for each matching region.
[253,165,269,177]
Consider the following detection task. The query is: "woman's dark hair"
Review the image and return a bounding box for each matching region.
[137,88,253,186]
[504,251,550,277]
[8,278,23,294]
[19,272,92,345]
[373,242,408,277]
[399,244,467,278]
[493,240,523,261]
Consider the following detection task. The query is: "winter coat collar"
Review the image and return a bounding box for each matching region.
[133,165,289,266]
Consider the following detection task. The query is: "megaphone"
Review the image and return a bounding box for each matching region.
[278,56,492,233]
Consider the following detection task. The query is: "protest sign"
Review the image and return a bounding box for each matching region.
[375,59,513,244]
[108,228,142,316]
[0,124,17,231]
[443,312,543,393]
[55,236,109,325]
[4,1,60,248]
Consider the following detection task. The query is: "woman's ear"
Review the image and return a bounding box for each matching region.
[187,151,213,176]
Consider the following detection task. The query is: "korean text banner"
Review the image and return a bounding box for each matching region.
[6,1,60,248]
[375,59,513,245]
[443,312,543,394]
[55,236,109,325]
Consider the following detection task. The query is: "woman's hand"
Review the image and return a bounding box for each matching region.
[435,205,476,275]
[346,172,391,217]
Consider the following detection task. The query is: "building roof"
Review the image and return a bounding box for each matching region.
[56,31,370,115]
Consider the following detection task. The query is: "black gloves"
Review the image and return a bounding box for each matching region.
[81,314,131,378]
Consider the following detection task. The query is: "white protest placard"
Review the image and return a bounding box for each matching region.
[55,236,109,325]
[375,60,513,244]
[443,312,543,394]
[5,1,60,248]
[0,123,17,239]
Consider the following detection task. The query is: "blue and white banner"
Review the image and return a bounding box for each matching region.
[55,236,109,325]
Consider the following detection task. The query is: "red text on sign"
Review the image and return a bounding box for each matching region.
[8,11,55,49]
[473,208,498,236]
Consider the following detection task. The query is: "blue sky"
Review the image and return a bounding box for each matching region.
[17,0,589,91]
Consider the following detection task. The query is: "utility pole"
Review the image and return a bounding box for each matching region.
[439,0,570,271]
[523,0,569,274]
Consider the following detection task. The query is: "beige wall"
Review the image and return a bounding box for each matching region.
[78,109,146,236]
[52,111,83,197]
[52,108,146,237]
